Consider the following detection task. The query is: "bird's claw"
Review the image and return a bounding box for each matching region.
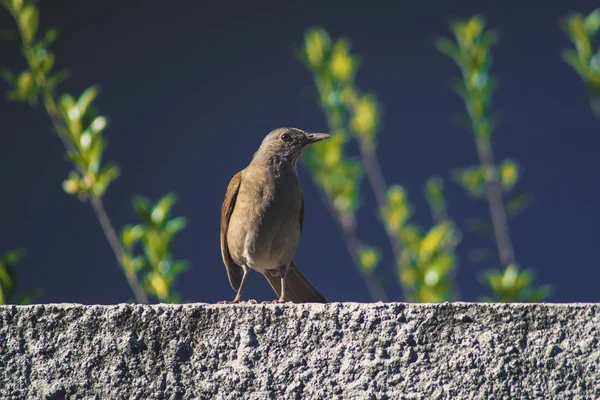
[261,299,288,304]
[217,299,258,305]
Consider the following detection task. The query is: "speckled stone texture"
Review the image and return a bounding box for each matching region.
[0,302,599,399]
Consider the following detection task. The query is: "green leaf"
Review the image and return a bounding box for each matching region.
[121,224,145,250]
[87,116,107,134]
[39,28,59,49]
[151,192,178,227]
[481,28,501,48]
[93,162,120,196]
[86,135,105,173]
[133,195,152,224]
[59,93,77,119]
[165,217,187,238]
[46,69,69,92]
[65,150,86,169]
[449,77,468,102]
[358,246,380,272]
[8,70,35,103]
[584,9,600,35]
[0,67,15,85]
[0,249,23,305]
[561,48,586,80]
[499,159,519,192]
[451,166,485,197]
[38,52,54,75]
[506,192,533,217]
[427,252,455,277]
[424,176,445,214]
[10,0,23,12]
[527,285,553,302]
[435,37,460,62]
[131,256,147,272]
[76,85,100,117]
[419,222,451,261]
[382,185,413,234]
[170,260,190,276]
[17,290,38,305]
[303,27,332,68]
[2,249,22,265]
[500,263,519,289]
[18,4,39,44]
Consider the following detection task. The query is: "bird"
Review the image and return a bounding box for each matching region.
[219,127,330,304]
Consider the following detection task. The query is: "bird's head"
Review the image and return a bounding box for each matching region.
[252,127,330,167]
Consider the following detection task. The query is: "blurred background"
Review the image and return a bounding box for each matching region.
[1,0,599,304]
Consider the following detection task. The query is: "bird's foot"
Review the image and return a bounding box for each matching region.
[261,299,290,304]
[217,298,257,304]
[217,299,242,304]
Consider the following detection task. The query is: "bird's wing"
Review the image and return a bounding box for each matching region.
[220,171,244,291]
[299,193,304,234]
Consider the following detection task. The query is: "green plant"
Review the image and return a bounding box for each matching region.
[437,15,551,302]
[481,264,551,302]
[297,28,460,302]
[561,8,600,119]
[121,193,189,303]
[0,0,188,303]
[0,249,37,304]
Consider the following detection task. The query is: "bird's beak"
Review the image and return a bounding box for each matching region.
[306,133,331,144]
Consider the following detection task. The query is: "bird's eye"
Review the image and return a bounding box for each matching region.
[280,133,291,142]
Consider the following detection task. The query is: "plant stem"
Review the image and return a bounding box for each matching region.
[356,140,403,265]
[317,189,389,302]
[343,97,407,296]
[90,196,149,303]
[340,96,404,265]
[476,137,515,267]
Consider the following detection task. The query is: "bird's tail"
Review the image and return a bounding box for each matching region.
[263,260,327,303]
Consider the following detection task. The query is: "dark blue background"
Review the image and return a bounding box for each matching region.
[1,0,598,304]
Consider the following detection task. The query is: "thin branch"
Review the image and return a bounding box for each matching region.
[356,140,403,264]
[90,196,148,303]
[341,97,404,269]
[316,188,389,302]
[476,138,515,267]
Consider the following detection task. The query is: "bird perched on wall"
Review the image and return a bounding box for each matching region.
[219,127,330,304]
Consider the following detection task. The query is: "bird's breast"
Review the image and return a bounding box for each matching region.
[227,167,302,272]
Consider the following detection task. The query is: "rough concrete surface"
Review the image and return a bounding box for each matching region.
[0,302,599,399]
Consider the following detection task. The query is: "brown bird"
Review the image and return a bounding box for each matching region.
[219,127,330,304]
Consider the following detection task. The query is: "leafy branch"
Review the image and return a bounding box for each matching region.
[1,0,189,303]
[437,15,551,301]
[295,29,387,301]
[0,249,37,304]
[121,193,189,303]
[561,8,600,119]
[297,28,460,302]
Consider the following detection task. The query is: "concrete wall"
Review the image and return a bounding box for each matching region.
[1,302,599,399]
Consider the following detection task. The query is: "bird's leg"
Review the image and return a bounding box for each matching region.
[219,267,255,304]
[277,265,288,303]
[264,264,290,304]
